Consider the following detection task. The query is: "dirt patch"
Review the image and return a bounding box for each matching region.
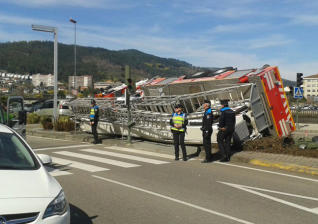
[243,136,318,158]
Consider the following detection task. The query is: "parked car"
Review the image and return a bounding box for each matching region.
[34,100,73,117]
[58,100,74,116]
[0,124,70,223]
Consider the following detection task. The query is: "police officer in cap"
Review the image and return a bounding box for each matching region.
[201,100,214,163]
[170,104,188,161]
[90,99,100,144]
[217,99,236,162]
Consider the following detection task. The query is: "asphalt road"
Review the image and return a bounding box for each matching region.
[27,135,318,224]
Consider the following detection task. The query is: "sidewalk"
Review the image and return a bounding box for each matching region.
[26,124,318,176]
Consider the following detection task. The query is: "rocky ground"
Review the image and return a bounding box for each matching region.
[243,136,318,158]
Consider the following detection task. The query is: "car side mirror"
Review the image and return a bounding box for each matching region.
[19,110,27,125]
[37,154,52,165]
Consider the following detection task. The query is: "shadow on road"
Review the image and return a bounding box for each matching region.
[70,204,97,224]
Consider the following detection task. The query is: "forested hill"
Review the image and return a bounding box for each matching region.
[0,41,195,82]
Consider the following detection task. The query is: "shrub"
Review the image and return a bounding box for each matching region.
[40,115,53,130]
[54,116,75,132]
[27,113,41,124]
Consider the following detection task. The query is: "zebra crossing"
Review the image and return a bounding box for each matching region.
[42,145,175,177]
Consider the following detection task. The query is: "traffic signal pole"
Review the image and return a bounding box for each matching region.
[295,73,303,130]
[125,65,132,144]
[296,98,299,130]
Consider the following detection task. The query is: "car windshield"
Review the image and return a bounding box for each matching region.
[0,133,38,170]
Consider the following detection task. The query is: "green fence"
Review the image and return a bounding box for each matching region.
[291,110,318,124]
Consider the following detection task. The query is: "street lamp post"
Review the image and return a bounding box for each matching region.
[70,18,77,90]
[32,25,58,121]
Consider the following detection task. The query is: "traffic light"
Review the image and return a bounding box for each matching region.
[125,65,135,93]
[296,73,303,87]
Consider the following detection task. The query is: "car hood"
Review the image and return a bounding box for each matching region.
[0,167,61,199]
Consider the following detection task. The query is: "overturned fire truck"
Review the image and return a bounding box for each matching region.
[69,65,295,145]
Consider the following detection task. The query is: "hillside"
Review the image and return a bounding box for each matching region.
[0,41,195,82]
[0,41,296,86]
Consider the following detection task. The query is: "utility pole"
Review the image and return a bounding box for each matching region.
[32,25,58,122]
[125,65,132,143]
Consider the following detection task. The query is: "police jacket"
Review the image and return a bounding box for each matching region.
[201,108,213,132]
[170,112,188,133]
[218,107,236,131]
[89,105,99,122]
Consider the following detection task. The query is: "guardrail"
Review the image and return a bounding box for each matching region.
[291,110,318,124]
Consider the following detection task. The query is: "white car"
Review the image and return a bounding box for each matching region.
[0,124,70,224]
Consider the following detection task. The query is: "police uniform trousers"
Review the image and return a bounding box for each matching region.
[172,131,187,159]
[217,129,233,159]
[203,130,213,160]
[91,121,99,143]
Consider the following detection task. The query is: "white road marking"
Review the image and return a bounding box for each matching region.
[219,181,318,215]
[51,156,109,172]
[34,144,92,151]
[27,135,74,142]
[214,162,318,183]
[54,151,140,168]
[93,175,254,224]
[105,146,175,159]
[82,149,169,165]
[27,135,89,144]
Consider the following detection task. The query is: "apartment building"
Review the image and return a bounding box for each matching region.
[303,74,318,99]
[68,75,92,90]
[32,73,54,87]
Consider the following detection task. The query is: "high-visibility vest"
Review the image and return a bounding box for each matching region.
[89,106,98,119]
[171,113,185,132]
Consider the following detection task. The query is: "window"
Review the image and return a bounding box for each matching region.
[308,90,311,92]
[0,133,39,170]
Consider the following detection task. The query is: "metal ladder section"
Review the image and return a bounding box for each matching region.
[68,83,254,137]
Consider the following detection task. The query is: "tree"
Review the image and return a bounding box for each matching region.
[58,90,66,99]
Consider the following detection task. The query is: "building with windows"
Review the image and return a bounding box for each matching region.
[32,73,54,87]
[68,75,92,90]
[303,74,318,100]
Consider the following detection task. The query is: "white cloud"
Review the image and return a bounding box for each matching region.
[0,14,55,26]
[209,23,267,33]
[184,6,256,19]
[1,0,134,9]
[247,34,294,49]
[290,15,318,26]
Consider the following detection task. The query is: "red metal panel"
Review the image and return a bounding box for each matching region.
[257,67,296,137]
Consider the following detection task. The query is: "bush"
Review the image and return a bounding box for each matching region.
[27,113,40,124]
[40,115,53,130]
[54,116,75,132]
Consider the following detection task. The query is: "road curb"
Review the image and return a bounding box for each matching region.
[247,159,318,176]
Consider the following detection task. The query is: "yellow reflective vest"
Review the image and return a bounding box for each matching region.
[171,113,186,132]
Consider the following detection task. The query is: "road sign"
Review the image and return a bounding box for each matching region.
[293,87,303,99]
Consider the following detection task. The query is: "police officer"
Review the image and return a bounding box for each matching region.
[170,104,188,161]
[201,100,213,163]
[90,99,100,144]
[217,99,236,162]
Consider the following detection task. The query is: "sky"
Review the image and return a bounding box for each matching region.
[1,0,318,80]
